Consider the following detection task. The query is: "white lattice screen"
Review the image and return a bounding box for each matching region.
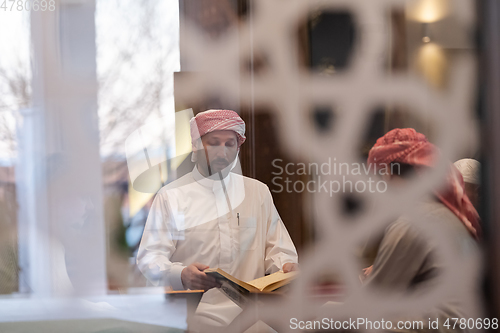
[176,0,482,331]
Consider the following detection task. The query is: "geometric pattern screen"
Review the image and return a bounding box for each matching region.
[174,0,482,331]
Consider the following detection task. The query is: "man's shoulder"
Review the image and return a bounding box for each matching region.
[233,173,273,205]
[237,174,270,191]
[385,217,417,240]
[157,172,194,194]
[387,201,473,245]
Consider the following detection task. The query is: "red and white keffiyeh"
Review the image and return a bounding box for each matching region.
[190,109,246,150]
[368,128,481,240]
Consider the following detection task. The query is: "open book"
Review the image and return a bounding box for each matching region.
[204,268,298,305]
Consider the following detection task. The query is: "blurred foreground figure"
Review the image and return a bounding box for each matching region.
[454,159,481,210]
[365,128,482,332]
[137,110,298,332]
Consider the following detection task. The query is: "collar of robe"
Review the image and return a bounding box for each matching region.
[192,164,231,190]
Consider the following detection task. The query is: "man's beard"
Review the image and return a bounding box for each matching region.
[197,148,238,178]
[210,158,230,172]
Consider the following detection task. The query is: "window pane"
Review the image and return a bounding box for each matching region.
[0,11,31,296]
[95,0,180,292]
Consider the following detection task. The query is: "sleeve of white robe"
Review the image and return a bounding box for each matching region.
[136,192,187,290]
[263,187,299,274]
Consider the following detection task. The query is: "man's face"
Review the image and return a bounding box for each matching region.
[196,130,239,176]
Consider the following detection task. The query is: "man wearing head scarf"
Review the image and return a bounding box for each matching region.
[137,110,298,331]
[363,128,482,332]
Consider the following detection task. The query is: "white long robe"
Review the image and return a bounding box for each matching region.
[137,165,298,326]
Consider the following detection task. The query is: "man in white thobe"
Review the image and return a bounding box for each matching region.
[137,109,298,331]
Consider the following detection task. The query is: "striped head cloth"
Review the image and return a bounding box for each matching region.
[190,109,246,161]
[368,128,481,240]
